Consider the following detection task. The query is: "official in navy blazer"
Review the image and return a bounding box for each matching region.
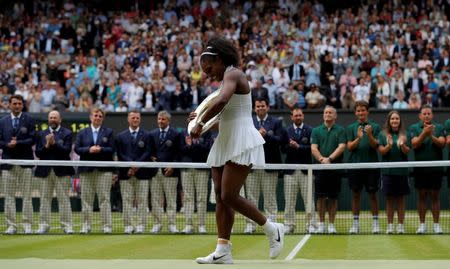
[74,107,114,234]
[115,111,156,234]
[0,95,36,234]
[148,110,183,234]
[244,98,284,234]
[34,110,74,234]
[180,128,213,234]
[281,107,317,234]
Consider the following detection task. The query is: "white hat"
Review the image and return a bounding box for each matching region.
[247,60,256,67]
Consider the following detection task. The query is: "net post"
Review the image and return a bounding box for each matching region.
[306,168,313,231]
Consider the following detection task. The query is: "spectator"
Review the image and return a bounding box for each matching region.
[1,0,450,115]
[352,77,370,104]
[378,111,410,234]
[125,79,144,111]
[245,98,284,234]
[0,85,10,112]
[149,111,183,234]
[374,75,390,107]
[34,110,75,234]
[0,95,36,234]
[41,81,57,112]
[288,55,306,82]
[305,83,325,109]
[115,111,156,234]
[346,101,381,234]
[74,108,114,234]
[424,72,439,107]
[185,79,204,110]
[389,71,405,100]
[282,82,299,110]
[305,59,320,87]
[251,79,269,106]
[246,61,263,82]
[28,91,43,113]
[310,106,346,234]
[439,74,450,107]
[322,75,341,109]
[408,105,446,234]
[273,66,290,89]
[378,95,392,110]
[408,93,422,109]
[392,91,409,109]
[263,75,278,109]
[180,128,213,234]
[406,70,424,100]
[282,107,317,234]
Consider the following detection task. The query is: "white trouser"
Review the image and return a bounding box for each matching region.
[181,169,209,226]
[80,171,112,228]
[151,170,178,226]
[3,166,33,227]
[284,170,316,228]
[245,169,278,227]
[120,177,149,227]
[39,170,73,229]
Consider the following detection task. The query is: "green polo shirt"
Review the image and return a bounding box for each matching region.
[408,121,445,173]
[311,123,346,163]
[446,119,450,160]
[346,120,381,163]
[378,132,409,176]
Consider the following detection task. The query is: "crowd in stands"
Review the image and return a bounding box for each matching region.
[1,0,450,114]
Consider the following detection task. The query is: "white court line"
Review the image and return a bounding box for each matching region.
[285,234,311,260]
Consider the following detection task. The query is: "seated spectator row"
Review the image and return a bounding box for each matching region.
[1,0,450,114]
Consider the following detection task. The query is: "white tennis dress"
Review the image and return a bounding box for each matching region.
[206,70,265,168]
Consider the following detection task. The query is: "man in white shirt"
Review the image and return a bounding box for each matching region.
[353,78,370,102]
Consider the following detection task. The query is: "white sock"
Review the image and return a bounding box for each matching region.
[216,239,230,253]
[262,220,275,235]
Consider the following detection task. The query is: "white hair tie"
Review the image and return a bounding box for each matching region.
[200,51,218,57]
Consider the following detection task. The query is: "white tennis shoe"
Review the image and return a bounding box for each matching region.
[196,251,233,264]
[267,222,284,259]
[416,223,426,234]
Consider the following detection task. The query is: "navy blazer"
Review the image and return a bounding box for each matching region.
[0,113,36,170]
[253,115,284,165]
[180,128,213,168]
[149,126,183,177]
[115,128,157,180]
[281,123,313,175]
[74,125,115,173]
[35,127,75,177]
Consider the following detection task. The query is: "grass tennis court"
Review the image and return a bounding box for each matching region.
[2,234,450,259]
[1,212,449,269]
[1,234,450,269]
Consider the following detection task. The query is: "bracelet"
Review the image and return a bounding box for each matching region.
[198,120,205,127]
